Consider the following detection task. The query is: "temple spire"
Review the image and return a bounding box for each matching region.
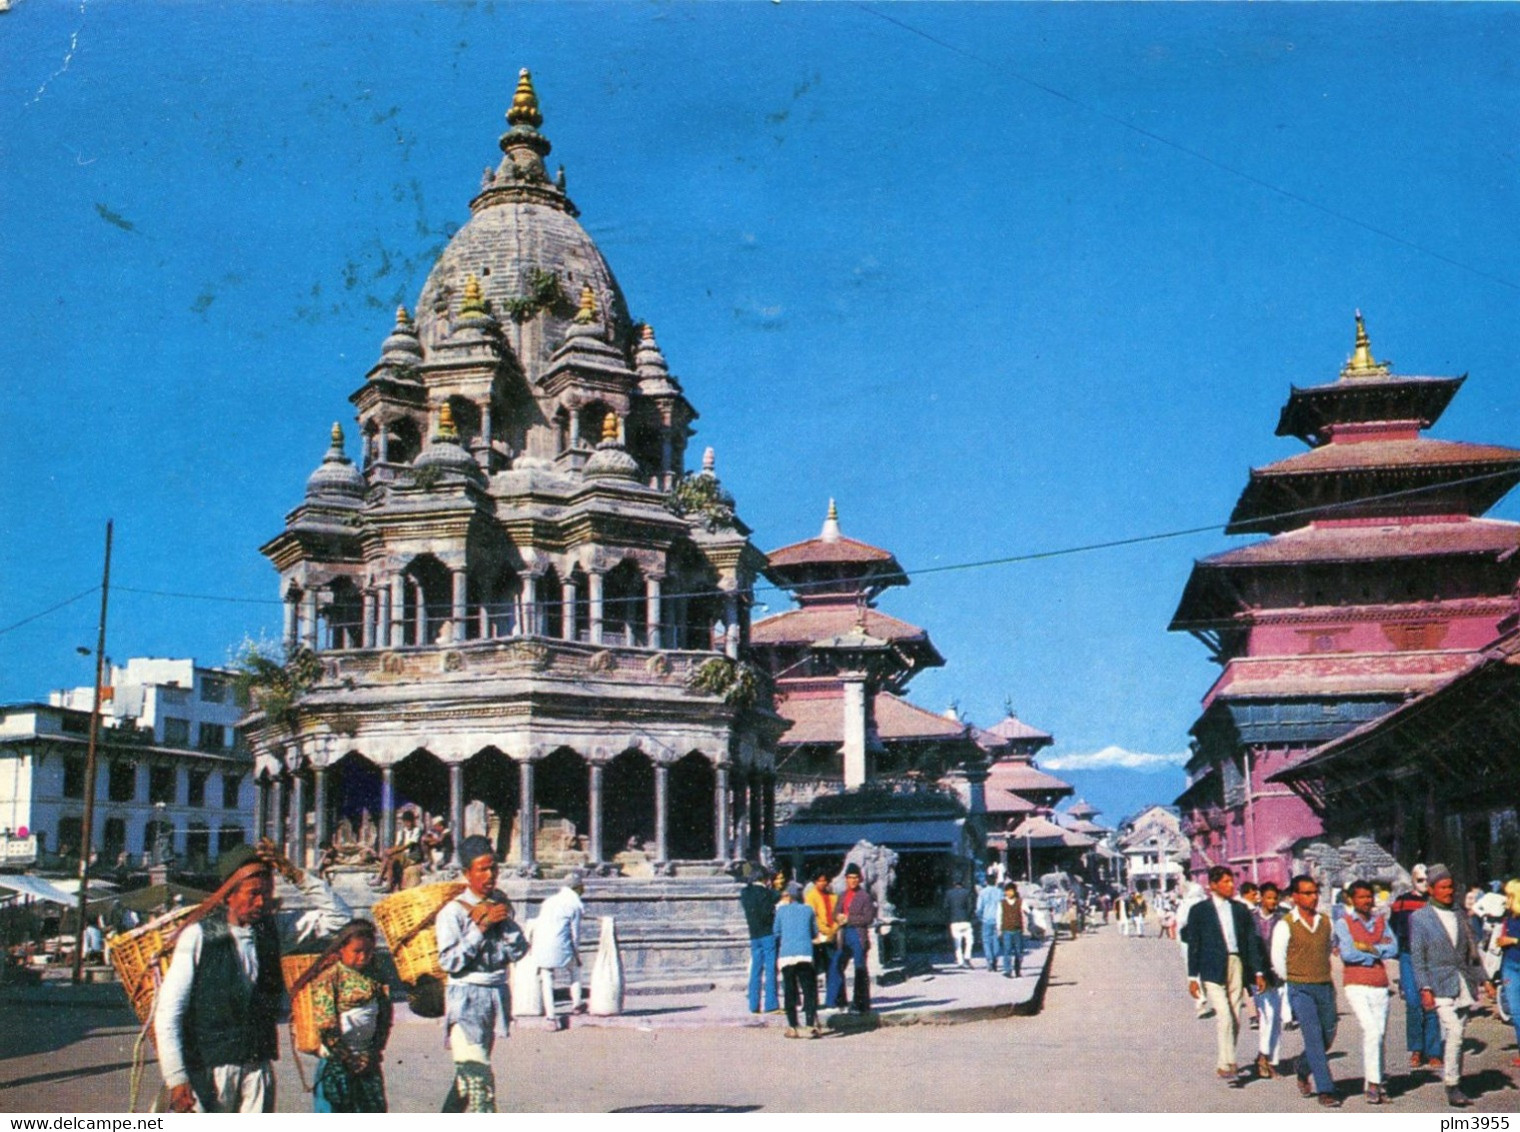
[436,402,459,441]
[330,422,345,448]
[1341,310,1391,379]
[600,412,619,444]
[821,498,841,542]
[573,284,597,325]
[507,68,543,129]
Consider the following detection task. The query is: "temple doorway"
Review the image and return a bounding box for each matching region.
[669,752,716,860]
[604,749,654,853]
[536,747,589,860]
[464,746,518,859]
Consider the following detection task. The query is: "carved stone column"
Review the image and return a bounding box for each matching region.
[390,575,405,647]
[714,762,730,861]
[380,766,395,854]
[723,592,739,659]
[645,577,662,650]
[522,574,538,637]
[302,590,319,651]
[654,762,670,863]
[588,762,604,865]
[451,568,468,631]
[312,765,328,865]
[748,771,763,857]
[518,759,536,869]
[361,591,376,649]
[283,596,298,652]
[255,777,270,843]
[413,578,427,645]
[562,579,578,641]
[271,775,287,855]
[588,571,604,645]
[449,762,465,867]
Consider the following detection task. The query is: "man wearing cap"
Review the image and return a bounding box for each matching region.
[1390,862,1443,1070]
[1408,864,1490,1108]
[827,863,878,1015]
[531,868,586,1031]
[156,843,350,1113]
[436,836,527,1112]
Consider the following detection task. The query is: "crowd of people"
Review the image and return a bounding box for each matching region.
[1168,862,1520,1108]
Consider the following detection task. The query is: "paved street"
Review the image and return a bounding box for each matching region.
[3,922,1517,1112]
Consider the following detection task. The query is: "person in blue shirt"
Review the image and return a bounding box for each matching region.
[772,882,821,1038]
[1495,879,1520,1068]
[1331,879,1398,1105]
[975,872,1002,972]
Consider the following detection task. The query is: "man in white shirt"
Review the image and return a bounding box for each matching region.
[155,844,349,1112]
[1271,874,1341,1107]
[531,869,586,1030]
[1183,866,1265,1079]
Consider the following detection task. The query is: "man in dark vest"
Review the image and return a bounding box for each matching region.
[156,843,349,1112]
[1270,874,1341,1106]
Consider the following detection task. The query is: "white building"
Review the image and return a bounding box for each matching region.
[1116,804,1190,893]
[0,659,253,871]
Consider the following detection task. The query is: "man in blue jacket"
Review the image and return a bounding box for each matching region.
[976,871,1002,972]
[739,865,780,1014]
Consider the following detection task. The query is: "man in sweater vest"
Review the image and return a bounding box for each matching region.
[1271,874,1341,1106]
[156,842,350,1112]
[1332,879,1398,1105]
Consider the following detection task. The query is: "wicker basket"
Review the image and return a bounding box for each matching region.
[372,881,465,986]
[282,953,325,1055]
[109,906,196,1025]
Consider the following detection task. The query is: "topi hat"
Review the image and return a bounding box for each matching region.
[844,863,862,878]
[458,835,494,866]
[218,843,272,885]
[1425,863,1452,886]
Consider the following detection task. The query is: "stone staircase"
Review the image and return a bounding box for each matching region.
[281,870,755,989]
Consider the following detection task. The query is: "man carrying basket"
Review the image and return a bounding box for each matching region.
[154,842,350,1113]
[435,836,527,1113]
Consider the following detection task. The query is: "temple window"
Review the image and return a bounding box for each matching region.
[386,416,422,465]
[577,402,613,449]
[402,554,452,645]
[323,578,364,649]
[538,567,564,638]
[447,395,481,446]
[602,559,646,647]
[568,565,591,642]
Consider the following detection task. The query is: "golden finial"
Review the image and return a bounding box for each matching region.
[460,275,488,318]
[821,497,842,542]
[395,305,413,329]
[573,284,597,325]
[437,403,459,440]
[330,422,344,446]
[507,68,543,129]
[827,498,838,522]
[1341,309,1391,379]
[601,413,620,444]
[642,324,655,341]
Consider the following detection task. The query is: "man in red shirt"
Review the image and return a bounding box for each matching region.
[826,864,878,1014]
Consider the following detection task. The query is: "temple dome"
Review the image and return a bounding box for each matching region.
[413,72,632,378]
[305,424,366,500]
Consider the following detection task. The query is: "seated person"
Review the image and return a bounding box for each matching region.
[373,811,423,892]
[422,817,454,871]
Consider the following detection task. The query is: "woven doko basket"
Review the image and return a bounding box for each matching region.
[282,953,325,1055]
[109,906,196,1026]
[372,881,466,986]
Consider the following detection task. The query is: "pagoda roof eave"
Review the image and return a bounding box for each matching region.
[1274,374,1466,444]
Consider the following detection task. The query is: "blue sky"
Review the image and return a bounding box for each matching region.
[3,3,1518,825]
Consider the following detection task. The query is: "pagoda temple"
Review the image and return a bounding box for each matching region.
[1171,314,1520,885]
[243,72,780,979]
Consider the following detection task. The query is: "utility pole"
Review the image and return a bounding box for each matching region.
[71,520,112,984]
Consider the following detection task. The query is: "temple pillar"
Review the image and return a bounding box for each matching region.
[380,766,395,853]
[588,762,604,865]
[449,762,465,867]
[841,677,869,788]
[660,432,673,488]
[283,596,298,652]
[361,591,376,649]
[302,590,319,651]
[390,575,405,647]
[747,772,762,857]
[723,593,739,658]
[478,579,490,640]
[568,412,581,448]
[451,567,468,631]
[478,401,493,471]
[412,578,427,645]
[518,759,536,868]
[311,766,328,867]
[588,572,604,645]
[271,776,287,855]
[523,574,538,636]
[645,578,662,650]
[714,762,730,861]
[562,580,578,641]
[255,777,269,842]
[654,763,670,863]
[377,584,391,649]
[376,424,389,464]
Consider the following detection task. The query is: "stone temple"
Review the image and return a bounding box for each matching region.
[244,71,783,980]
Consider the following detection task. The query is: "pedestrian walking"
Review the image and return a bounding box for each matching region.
[1250,882,1286,1078]
[1183,866,1265,1081]
[772,882,821,1038]
[155,843,349,1113]
[1333,879,1397,1104]
[976,871,1002,971]
[1390,863,1443,1070]
[1272,874,1341,1106]
[944,876,974,968]
[532,870,587,1029]
[1408,864,1490,1108]
[1494,879,1520,1067]
[998,882,1026,978]
[740,866,781,1014]
[436,837,528,1112]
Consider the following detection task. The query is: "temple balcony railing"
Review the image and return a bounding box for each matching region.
[310,633,722,690]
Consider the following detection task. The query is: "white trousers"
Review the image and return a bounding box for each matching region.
[1432,999,1469,1087]
[1202,956,1245,1071]
[187,1061,272,1113]
[1254,985,1283,1060]
[1344,983,1391,1086]
[949,922,973,963]
[540,957,583,1019]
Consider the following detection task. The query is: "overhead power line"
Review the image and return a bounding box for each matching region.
[0,585,100,638]
[853,4,1520,294]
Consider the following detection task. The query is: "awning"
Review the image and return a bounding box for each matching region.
[0,874,76,904]
[775,819,966,852]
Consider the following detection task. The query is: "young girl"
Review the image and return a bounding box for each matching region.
[310,919,393,1112]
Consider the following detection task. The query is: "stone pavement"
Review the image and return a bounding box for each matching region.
[3,924,1517,1112]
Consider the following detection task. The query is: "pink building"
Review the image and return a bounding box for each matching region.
[1171,315,1520,885]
